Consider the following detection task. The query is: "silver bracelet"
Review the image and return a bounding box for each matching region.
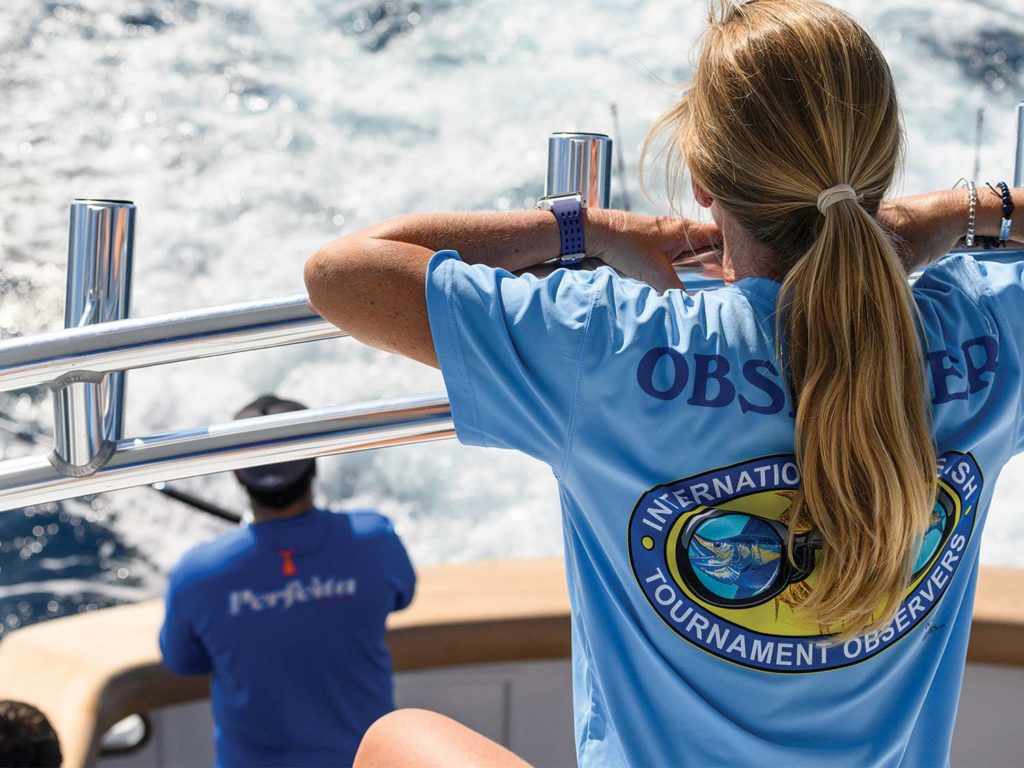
[955,178,977,247]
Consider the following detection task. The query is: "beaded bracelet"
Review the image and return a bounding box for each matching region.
[987,181,1014,244]
[954,178,977,247]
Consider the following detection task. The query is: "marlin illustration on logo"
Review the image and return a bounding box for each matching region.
[688,529,782,594]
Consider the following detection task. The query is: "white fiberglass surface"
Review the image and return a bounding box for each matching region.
[0,0,1022,632]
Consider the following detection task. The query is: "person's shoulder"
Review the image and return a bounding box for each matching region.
[324,507,398,539]
[911,254,1024,351]
[168,527,255,595]
[586,270,757,354]
[586,266,709,320]
[914,253,1024,328]
[914,253,992,303]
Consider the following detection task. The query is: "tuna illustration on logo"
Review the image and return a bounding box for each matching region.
[277,548,297,577]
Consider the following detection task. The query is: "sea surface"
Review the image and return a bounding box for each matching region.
[1,0,1023,638]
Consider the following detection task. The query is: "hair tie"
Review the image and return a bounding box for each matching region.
[816,184,859,215]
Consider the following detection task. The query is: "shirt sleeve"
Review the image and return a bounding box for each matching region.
[159,574,213,676]
[424,250,599,473]
[386,530,417,612]
[975,259,1024,454]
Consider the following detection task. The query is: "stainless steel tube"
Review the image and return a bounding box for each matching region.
[0,295,342,394]
[64,199,135,329]
[0,393,453,512]
[52,200,135,475]
[545,133,613,208]
[1015,102,1024,189]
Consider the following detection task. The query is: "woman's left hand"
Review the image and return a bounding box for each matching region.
[586,210,721,292]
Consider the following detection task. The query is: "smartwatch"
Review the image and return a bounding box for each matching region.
[536,193,586,267]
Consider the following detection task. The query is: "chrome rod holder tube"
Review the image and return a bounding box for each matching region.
[51,200,135,476]
[1014,102,1024,189]
[544,133,613,208]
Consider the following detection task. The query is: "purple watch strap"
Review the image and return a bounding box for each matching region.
[550,196,585,266]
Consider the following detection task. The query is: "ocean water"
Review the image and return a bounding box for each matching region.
[1,0,1023,637]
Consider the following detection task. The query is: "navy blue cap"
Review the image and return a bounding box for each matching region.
[233,395,316,493]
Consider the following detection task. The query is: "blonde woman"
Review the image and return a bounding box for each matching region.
[305,1,1024,764]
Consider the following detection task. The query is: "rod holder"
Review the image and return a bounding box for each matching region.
[50,199,135,477]
[544,133,613,208]
[1015,102,1024,189]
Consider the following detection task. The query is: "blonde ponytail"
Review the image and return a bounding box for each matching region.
[643,0,937,638]
[780,197,936,637]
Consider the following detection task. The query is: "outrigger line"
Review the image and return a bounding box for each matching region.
[609,103,632,212]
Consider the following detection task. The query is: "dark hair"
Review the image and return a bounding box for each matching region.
[243,465,316,509]
[233,395,317,511]
[0,701,62,768]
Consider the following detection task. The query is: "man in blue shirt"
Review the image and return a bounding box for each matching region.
[160,395,416,768]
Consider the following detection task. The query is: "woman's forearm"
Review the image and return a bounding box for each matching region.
[305,208,718,367]
[360,208,653,272]
[363,210,568,271]
[305,210,566,367]
[884,187,1024,272]
[306,209,594,367]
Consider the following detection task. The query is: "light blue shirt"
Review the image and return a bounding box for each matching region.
[425,249,1023,767]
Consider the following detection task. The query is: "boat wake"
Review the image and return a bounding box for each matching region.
[0,0,1022,634]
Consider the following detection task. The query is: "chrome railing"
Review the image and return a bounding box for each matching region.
[1,107,1023,513]
[0,295,339,393]
[0,394,453,512]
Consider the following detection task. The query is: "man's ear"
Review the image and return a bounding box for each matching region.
[691,178,714,208]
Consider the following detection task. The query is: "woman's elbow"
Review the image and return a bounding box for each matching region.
[304,245,346,323]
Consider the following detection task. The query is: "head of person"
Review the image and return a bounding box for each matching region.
[644,0,937,638]
[233,395,317,516]
[0,700,62,768]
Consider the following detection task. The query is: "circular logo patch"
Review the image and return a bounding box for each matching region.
[628,452,981,672]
